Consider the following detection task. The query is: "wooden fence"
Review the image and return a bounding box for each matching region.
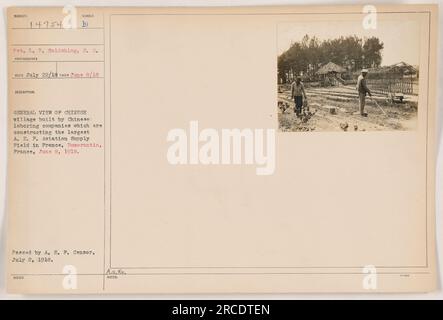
[366,78,414,95]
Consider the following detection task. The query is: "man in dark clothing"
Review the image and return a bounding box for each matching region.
[291,77,308,116]
[356,69,372,117]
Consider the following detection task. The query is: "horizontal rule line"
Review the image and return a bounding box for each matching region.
[109,11,430,16]
[11,44,104,46]
[11,27,104,30]
[12,60,105,63]
[111,265,429,269]
[10,272,431,276]
[11,77,104,80]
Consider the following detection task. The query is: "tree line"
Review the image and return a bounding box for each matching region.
[278,35,384,83]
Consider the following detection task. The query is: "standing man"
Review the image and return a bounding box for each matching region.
[356,69,372,117]
[291,76,308,116]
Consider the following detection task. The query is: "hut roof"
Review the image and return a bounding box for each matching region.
[354,62,417,76]
[390,61,417,74]
[316,62,347,75]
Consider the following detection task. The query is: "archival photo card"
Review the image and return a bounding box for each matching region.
[6,5,438,294]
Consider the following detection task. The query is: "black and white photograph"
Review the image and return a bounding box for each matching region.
[277,19,420,132]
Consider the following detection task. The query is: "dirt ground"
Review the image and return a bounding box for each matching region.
[278,87,418,132]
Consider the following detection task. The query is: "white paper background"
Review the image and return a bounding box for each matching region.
[0,0,441,299]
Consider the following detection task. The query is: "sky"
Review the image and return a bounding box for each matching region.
[278,19,421,67]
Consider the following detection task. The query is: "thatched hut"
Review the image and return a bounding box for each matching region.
[317,62,347,75]
[316,62,347,86]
